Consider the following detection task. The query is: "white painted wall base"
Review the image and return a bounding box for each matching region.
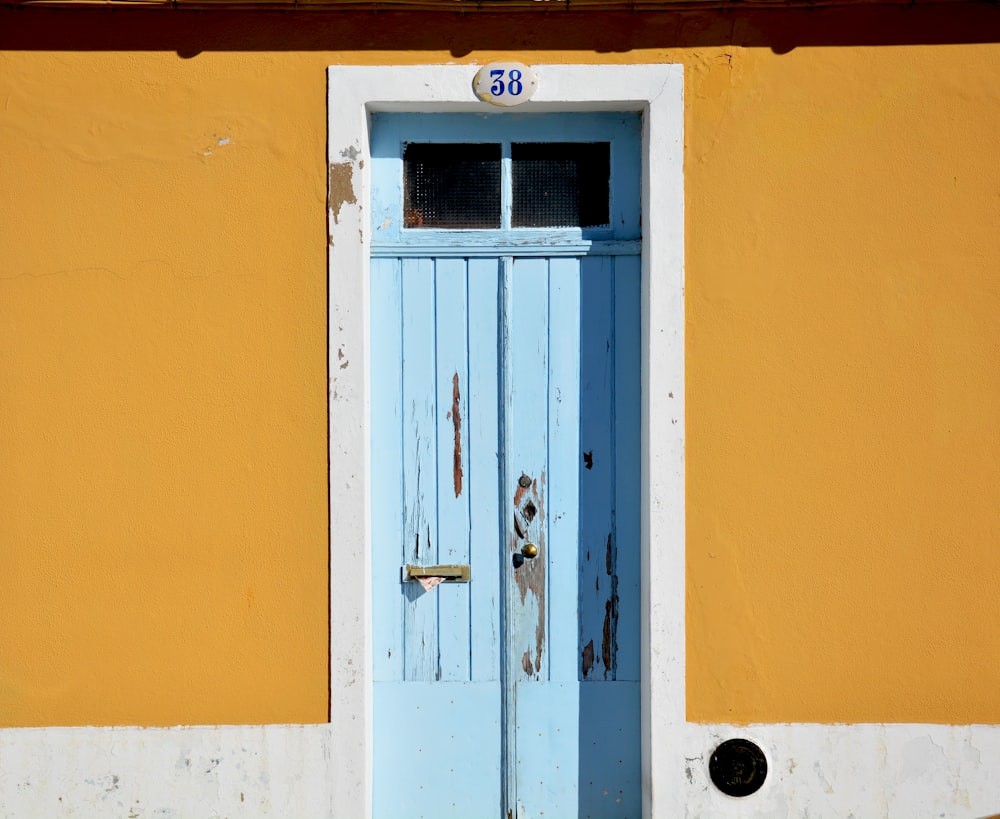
[0,725,334,819]
[680,723,1000,819]
[1,722,999,817]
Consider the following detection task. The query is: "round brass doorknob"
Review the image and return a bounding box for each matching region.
[521,543,538,559]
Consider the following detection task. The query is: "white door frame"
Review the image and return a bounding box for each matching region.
[327,63,686,819]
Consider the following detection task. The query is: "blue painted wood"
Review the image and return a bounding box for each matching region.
[371,257,404,682]
[503,256,550,684]
[401,257,441,682]
[467,258,502,683]
[434,258,472,682]
[514,682,580,816]
[510,258,579,818]
[578,682,642,818]
[371,113,642,819]
[370,115,404,246]
[373,681,502,819]
[547,256,583,683]
[371,239,642,259]
[509,255,642,818]
[372,255,506,819]
[613,256,642,683]
[578,255,617,684]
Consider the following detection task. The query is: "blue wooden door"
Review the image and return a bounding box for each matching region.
[370,113,641,819]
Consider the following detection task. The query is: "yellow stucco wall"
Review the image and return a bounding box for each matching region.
[1,6,999,727]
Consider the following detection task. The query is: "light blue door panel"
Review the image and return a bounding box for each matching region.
[434,257,473,682]
[372,256,502,688]
[513,682,641,818]
[611,257,642,685]
[503,256,551,684]
[546,256,584,681]
[373,256,504,819]
[371,257,404,683]
[578,682,642,818]
[401,257,440,680]
[373,681,502,819]
[505,256,641,819]
[371,113,641,819]
[578,254,642,684]
[466,258,504,682]
[513,683,579,816]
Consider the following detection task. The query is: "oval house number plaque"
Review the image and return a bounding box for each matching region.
[473,62,538,107]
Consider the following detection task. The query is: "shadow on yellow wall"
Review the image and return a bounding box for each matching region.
[3,3,1000,55]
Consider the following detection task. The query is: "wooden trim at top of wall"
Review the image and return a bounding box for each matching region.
[4,0,981,12]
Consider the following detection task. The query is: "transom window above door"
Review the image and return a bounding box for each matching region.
[370,112,640,254]
[402,141,612,229]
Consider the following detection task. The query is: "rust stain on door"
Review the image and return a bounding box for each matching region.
[451,373,463,498]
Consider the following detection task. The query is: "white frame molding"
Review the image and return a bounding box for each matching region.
[327,63,686,819]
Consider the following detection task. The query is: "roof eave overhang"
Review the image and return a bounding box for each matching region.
[1,0,986,11]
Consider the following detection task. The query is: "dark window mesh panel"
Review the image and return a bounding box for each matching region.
[403,143,501,229]
[512,143,611,228]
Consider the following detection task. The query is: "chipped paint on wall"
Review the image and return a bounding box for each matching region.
[328,161,358,224]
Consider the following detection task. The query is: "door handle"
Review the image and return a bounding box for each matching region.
[512,543,538,569]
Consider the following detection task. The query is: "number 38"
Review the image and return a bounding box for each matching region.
[490,68,524,97]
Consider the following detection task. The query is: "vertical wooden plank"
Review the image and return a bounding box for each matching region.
[402,257,440,682]
[613,255,642,681]
[500,256,517,818]
[547,256,582,683]
[505,256,550,685]
[576,255,643,819]
[467,257,501,683]
[370,257,404,682]
[578,255,617,682]
[505,258,580,816]
[435,258,471,682]
[507,257,583,818]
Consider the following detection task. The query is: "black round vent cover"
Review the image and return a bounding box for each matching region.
[709,738,767,797]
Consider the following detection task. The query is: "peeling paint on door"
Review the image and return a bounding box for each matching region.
[511,474,546,677]
[451,373,463,498]
[602,532,620,680]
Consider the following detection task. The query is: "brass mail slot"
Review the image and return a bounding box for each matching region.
[402,564,472,583]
